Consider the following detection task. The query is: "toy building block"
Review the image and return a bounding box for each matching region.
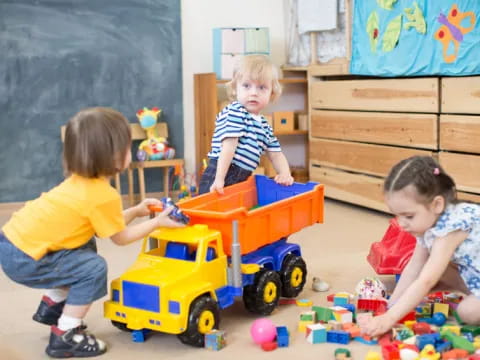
[327,330,350,344]
[413,322,433,335]
[132,329,151,342]
[333,292,352,306]
[343,323,361,338]
[357,299,387,314]
[305,323,327,344]
[300,310,317,322]
[328,320,343,331]
[354,335,378,345]
[276,326,289,347]
[205,329,226,351]
[442,348,470,359]
[331,306,353,324]
[381,343,400,360]
[279,298,297,305]
[261,341,278,351]
[442,325,461,336]
[296,299,313,307]
[398,310,417,324]
[415,333,441,350]
[433,303,449,318]
[312,305,334,322]
[434,340,452,353]
[364,350,382,360]
[298,319,315,333]
[334,347,352,360]
[416,302,433,318]
[461,325,480,337]
[441,330,476,354]
[273,111,294,132]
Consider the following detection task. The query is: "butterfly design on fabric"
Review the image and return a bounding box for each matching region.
[434,4,476,63]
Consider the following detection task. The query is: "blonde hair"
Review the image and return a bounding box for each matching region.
[226,54,282,102]
[63,107,132,178]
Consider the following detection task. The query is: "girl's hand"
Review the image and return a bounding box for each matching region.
[210,178,225,194]
[156,206,186,228]
[274,173,294,186]
[136,198,163,217]
[364,313,396,337]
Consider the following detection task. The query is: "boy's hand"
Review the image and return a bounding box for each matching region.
[156,206,186,228]
[210,179,225,194]
[136,198,163,217]
[274,173,294,186]
[364,313,395,337]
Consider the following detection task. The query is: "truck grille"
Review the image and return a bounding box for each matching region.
[122,281,160,313]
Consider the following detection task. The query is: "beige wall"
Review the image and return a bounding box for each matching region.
[181,0,287,177]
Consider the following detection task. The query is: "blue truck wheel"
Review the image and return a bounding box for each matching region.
[280,254,307,298]
[243,270,281,315]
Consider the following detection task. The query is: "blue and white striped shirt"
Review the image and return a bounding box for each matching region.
[207,101,281,172]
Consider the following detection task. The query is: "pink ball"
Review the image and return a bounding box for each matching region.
[250,318,276,344]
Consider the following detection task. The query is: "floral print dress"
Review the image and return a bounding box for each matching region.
[418,202,480,298]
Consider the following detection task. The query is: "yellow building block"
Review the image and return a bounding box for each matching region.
[298,319,314,333]
[433,303,449,318]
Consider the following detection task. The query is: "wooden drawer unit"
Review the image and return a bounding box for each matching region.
[310,138,433,178]
[310,110,437,149]
[441,77,480,114]
[440,115,480,153]
[310,78,439,113]
[310,165,388,212]
[439,152,480,193]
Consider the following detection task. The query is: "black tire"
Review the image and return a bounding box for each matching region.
[111,320,131,332]
[243,270,282,315]
[177,296,220,347]
[280,254,307,298]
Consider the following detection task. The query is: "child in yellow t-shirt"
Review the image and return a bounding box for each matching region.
[0,107,183,358]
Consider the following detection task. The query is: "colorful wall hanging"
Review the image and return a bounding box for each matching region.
[350,0,479,76]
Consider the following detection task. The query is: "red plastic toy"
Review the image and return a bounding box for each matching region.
[367,218,416,275]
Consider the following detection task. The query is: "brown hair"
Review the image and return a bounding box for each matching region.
[226,54,282,102]
[384,156,457,205]
[63,107,131,178]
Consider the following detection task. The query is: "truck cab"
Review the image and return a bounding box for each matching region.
[104,224,227,346]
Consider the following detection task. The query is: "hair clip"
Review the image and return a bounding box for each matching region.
[433,167,440,175]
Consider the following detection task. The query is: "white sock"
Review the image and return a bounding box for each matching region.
[57,314,82,331]
[45,288,68,303]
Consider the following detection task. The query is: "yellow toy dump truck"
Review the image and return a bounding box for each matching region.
[104,175,324,346]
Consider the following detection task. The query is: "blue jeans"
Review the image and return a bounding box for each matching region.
[0,232,107,305]
[199,159,252,194]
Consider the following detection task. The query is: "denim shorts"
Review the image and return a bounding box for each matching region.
[0,232,107,305]
[199,159,252,194]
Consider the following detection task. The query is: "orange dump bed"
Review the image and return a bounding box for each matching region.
[178,175,324,255]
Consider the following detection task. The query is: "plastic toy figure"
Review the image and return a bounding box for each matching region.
[136,107,175,161]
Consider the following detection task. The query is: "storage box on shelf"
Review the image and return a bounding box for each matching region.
[308,75,438,212]
[212,27,270,79]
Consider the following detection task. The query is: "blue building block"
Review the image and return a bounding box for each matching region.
[416,333,440,350]
[205,330,226,351]
[326,330,350,344]
[132,329,150,342]
[276,326,289,347]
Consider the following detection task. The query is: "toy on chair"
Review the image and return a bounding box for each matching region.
[136,107,175,161]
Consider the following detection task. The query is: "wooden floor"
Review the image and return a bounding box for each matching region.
[0,198,394,360]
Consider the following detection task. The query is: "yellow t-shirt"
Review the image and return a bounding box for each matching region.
[2,174,126,260]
